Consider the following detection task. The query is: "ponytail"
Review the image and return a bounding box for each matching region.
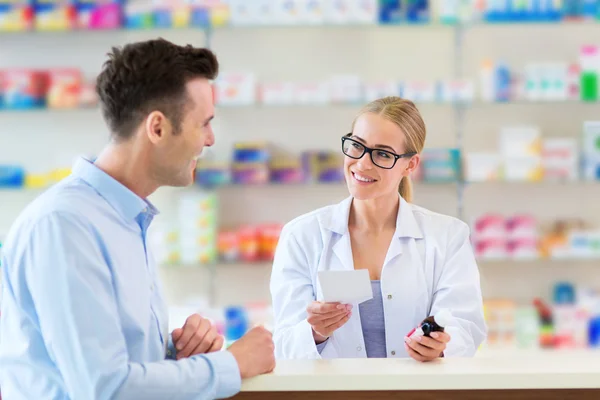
[399,176,413,202]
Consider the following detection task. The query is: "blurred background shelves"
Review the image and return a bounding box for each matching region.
[3,0,600,351]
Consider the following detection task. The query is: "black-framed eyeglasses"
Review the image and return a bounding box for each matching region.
[341,134,416,170]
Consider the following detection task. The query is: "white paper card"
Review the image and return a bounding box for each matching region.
[318,269,373,304]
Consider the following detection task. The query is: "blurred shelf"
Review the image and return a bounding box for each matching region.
[464,181,600,187]
[160,258,600,271]
[0,106,100,116]
[0,27,206,38]
[161,261,272,269]
[2,101,599,116]
[478,258,600,264]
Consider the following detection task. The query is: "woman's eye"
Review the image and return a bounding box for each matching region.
[377,151,391,159]
[352,143,362,149]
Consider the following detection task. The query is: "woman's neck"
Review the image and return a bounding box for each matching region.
[349,194,399,233]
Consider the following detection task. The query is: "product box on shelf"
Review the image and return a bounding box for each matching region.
[500,126,542,159]
[33,0,77,31]
[379,0,430,24]
[483,299,516,348]
[217,223,282,263]
[75,0,122,30]
[0,70,4,108]
[78,79,99,107]
[323,0,354,24]
[302,150,344,183]
[269,158,305,184]
[401,81,437,103]
[1,69,50,109]
[472,213,540,260]
[420,148,461,182]
[0,165,25,188]
[178,192,219,265]
[231,142,270,185]
[501,126,543,182]
[152,0,191,28]
[47,68,82,109]
[214,72,257,106]
[349,0,378,24]
[259,82,295,105]
[438,79,475,103]
[464,152,501,182]
[506,215,539,260]
[583,121,600,155]
[227,0,265,26]
[195,160,231,187]
[542,138,579,181]
[0,0,33,32]
[292,82,330,105]
[582,121,600,181]
[123,0,154,29]
[579,45,599,102]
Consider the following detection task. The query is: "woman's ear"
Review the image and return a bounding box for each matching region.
[404,154,420,175]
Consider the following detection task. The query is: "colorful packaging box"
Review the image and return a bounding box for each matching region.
[47,68,82,108]
[214,72,257,106]
[153,0,191,28]
[34,0,77,31]
[0,0,34,32]
[76,0,122,30]
[123,0,153,28]
[1,69,50,109]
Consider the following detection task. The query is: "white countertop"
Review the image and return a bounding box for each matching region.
[241,349,600,392]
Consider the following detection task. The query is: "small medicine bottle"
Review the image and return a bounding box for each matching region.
[407,309,453,338]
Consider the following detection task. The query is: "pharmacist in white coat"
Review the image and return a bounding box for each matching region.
[270,97,486,361]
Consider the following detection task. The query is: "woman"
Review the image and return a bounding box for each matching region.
[270,97,486,361]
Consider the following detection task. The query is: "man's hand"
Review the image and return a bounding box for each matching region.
[306,301,352,343]
[172,314,224,360]
[228,326,275,379]
[404,331,451,362]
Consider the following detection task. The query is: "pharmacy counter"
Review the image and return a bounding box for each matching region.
[233,350,600,400]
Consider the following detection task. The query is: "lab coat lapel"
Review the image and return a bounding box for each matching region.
[329,196,355,271]
[384,195,424,266]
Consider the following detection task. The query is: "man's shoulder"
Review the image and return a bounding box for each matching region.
[7,177,103,241]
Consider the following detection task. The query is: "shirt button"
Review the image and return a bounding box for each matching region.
[357,346,362,352]
[387,294,393,300]
[391,350,396,356]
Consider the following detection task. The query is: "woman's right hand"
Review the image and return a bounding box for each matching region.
[306,301,353,343]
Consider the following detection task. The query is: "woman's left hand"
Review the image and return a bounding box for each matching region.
[404,331,451,362]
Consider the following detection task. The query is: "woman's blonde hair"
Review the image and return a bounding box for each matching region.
[351,96,426,202]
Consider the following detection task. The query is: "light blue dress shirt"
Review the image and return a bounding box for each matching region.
[0,158,241,400]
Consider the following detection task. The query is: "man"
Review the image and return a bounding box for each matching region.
[0,38,275,399]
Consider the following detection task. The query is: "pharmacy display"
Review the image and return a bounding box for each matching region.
[3,1,600,32]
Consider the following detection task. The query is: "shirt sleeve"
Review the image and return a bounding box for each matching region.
[430,221,487,357]
[22,212,241,400]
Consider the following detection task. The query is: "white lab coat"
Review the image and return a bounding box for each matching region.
[270,194,487,359]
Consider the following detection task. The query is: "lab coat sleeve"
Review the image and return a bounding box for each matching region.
[430,221,487,357]
[270,228,322,359]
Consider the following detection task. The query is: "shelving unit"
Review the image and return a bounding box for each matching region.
[2,19,600,308]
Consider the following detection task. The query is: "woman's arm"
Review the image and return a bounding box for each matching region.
[270,227,323,359]
[430,221,487,357]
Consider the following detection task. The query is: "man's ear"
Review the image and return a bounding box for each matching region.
[145,111,170,144]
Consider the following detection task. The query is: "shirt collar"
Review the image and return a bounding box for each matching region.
[71,157,159,221]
